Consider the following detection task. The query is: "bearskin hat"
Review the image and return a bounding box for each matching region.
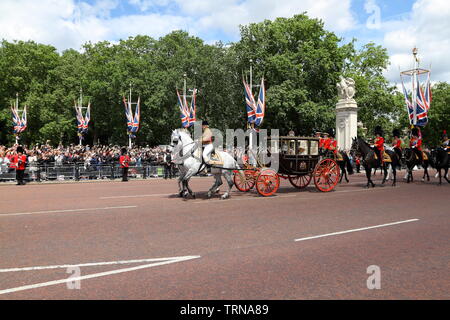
[202,120,209,126]
[121,147,127,155]
[392,128,401,138]
[327,128,335,138]
[16,146,24,153]
[411,127,419,137]
[374,125,384,136]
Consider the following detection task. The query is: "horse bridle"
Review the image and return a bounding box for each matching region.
[170,133,201,163]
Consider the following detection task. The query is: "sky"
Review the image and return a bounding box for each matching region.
[0,0,449,86]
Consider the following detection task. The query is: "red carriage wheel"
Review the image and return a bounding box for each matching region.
[313,159,340,192]
[288,174,312,189]
[256,169,280,197]
[233,170,256,192]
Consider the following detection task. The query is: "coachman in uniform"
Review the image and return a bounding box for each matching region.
[321,132,330,155]
[119,147,130,182]
[328,129,337,156]
[13,146,27,185]
[202,120,214,165]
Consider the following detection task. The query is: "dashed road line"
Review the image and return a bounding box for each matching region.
[294,219,419,242]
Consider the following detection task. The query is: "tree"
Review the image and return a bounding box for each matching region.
[231,14,348,135]
[420,82,450,146]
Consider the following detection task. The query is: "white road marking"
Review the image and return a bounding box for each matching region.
[294,219,419,242]
[0,255,200,295]
[0,256,198,273]
[0,206,137,217]
[100,194,171,199]
[192,194,297,204]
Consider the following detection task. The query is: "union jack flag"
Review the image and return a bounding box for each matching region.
[177,90,190,128]
[188,89,197,127]
[11,106,27,134]
[130,96,140,133]
[255,78,265,126]
[75,102,90,134]
[123,97,134,132]
[123,96,140,134]
[401,77,414,123]
[414,77,428,127]
[83,103,91,133]
[421,72,432,111]
[243,79,256,124]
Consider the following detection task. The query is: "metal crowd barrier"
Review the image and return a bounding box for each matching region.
[0,162,179,182]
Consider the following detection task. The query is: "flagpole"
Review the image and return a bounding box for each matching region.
[15,93,19,145]
[412,47,418,126]
[129,83,132,148]
[248,59,256,165]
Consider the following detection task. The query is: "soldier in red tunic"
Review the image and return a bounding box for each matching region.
[373,126,385,165]
[322,132,330,155]
[12,146,27,185]
[410,127,423,163]
[328,129,338,156]
[119,147,130,182]
[391,128,403,162]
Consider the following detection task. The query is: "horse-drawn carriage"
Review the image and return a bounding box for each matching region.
[233,136,341,196]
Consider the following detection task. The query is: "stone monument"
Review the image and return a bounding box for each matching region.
[335,76,358,151]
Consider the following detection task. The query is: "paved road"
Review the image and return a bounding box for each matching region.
[0,171,448,299]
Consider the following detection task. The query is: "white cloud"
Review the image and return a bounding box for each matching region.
[0,0,356,51]
[382,0,450,85]
[174,0,356,38]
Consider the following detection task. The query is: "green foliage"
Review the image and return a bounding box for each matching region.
[232,14,346,135]
[419,82,450,146]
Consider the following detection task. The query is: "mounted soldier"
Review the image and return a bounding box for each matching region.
[410,126,423,163]
[391,128,403,165]
[441,130,449,151]
[373,126,385,165]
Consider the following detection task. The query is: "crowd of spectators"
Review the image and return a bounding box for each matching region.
[0,141,172,174]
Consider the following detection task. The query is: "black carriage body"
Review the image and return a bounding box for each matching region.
[272,136,320,176]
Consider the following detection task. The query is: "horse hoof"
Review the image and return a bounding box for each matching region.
[192,193,196,199]
[178,191,184,197]
[221,194,229,200]
[207,191,212,199]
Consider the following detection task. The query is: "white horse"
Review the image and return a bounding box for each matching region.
[170,129,239,199]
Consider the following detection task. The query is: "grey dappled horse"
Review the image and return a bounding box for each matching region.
[170,129,239,199]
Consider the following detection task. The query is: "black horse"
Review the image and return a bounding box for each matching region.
[403,148,431,183]
[430,148,450,184]
[336,150,354,183]
[351,137,399,187]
